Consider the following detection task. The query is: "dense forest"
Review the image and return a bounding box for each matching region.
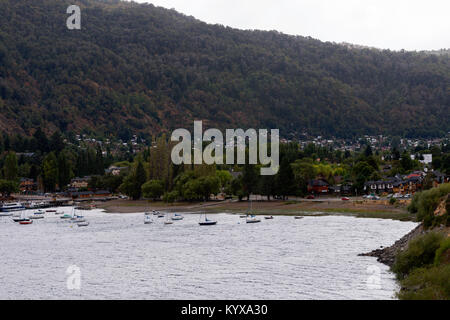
[0,0,448,139]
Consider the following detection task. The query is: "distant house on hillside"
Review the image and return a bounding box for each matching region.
[19,178,37,194]
[105,166,128,176]
[70,177,90,189]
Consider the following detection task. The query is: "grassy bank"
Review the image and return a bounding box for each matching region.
[390,183,450,300]
[393,232,450,299]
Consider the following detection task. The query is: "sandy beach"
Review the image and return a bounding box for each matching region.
[96,197,413,220]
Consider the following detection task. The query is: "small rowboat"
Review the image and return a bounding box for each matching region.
[19,220,33,225]
[294,216,304,219]
[77,221,89,227]
[264,216,274,220]
[164,221,174,225]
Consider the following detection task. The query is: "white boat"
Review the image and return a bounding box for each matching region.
[198,213,217,226]
[164,214,174,224]
[157,211,165,218]
[70,208,85,222]
[171,214,184,221]
[0,202,25,213]
[72,216,86,223]
[77,221,89,227]
[245,197,261,223]
[246,215,261,223]
[12,210,29,222]
[29,210,45,219]
[0,211,14,217]
[144,215,153,224]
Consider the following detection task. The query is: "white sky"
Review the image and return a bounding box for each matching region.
[127,0,449,51]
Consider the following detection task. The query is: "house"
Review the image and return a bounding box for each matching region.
[406,176,423,193]
[364,178,396,194]
[70,177,90,189]
[430,171,449,188]
[70,191,93,199]
[93,190,112,198]
[392,181,407,194]
[308,179,329,194]
[19,178,37,194]
[105,166,128,176]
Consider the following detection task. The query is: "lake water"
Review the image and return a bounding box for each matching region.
[0,208,417,300]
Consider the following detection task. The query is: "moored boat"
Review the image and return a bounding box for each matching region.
[246,215,261,223]
[171,214,184,221]
[199,213,217,226]
[264,216,274,220]
[144,215,153,224]
[0,202,25,213]
[30,210,45,219]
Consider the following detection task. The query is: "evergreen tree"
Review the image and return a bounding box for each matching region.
[3,152,18,181]
[41,152,58,192]
[57,152,71,190]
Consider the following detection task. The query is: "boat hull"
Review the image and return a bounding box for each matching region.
[199,221,217,226]
[77,222,89,227]
[0,212,14,216]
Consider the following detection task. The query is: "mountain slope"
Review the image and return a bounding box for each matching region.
[0,0,448,139]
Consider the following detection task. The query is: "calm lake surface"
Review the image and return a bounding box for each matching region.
[0,208,417,300]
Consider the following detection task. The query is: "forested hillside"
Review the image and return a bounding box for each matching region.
[0,0,448,139]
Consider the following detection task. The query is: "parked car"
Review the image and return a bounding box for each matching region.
[341,197,350,201]
[306,195,315,199]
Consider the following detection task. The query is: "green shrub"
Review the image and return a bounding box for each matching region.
[434,238,450,266]
[392,232,445,279]
[408,183,450,227]
[389,197,397,205]
[397,264,450,300]
[162,190,179,203]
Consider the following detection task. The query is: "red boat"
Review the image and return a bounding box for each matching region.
[19,220,33,225]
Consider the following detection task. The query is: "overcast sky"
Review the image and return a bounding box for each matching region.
[127,0,449,51]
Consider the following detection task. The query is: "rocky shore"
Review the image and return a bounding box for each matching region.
[359,224,424,266]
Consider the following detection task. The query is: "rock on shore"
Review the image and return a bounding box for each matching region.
[359,224,424,266]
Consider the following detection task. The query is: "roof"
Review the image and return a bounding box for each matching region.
[309,179,329,186]
[94,190,111,194]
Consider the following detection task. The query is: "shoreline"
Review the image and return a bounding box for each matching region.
[359,224,424,266]
[96,198,414,221]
